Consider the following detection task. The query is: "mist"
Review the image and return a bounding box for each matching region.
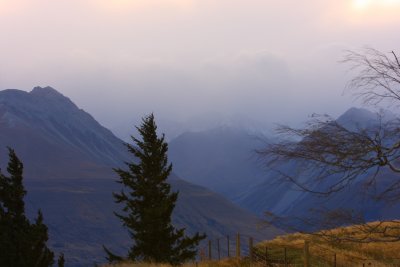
[1,0,399,139]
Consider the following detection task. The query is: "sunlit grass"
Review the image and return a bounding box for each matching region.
[104,222,400,266]
[257,221,400,266]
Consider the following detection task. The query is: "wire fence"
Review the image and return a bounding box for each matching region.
[197,233,400,267]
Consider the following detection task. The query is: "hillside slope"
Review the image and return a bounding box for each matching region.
[237,108,400,224]
[257,221,400,266]
[168,127,267,200]
[0,86,128,179]
[0,87,279,266]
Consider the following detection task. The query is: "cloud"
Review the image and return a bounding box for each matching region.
[91,0,195,13]
[0,0,399,137]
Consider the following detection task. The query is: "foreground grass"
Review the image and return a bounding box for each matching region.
[102,259,254,267]
[105,221,400,266]
[257,221,400,266]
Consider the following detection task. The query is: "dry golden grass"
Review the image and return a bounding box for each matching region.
[257,221,400,266]
[104,222,400,266]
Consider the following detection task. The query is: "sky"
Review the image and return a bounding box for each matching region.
[1,0,400,139]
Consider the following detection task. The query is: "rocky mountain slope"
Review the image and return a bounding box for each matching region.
[168,126,267,200]
[237,107,400,229]
[0,87,278,266]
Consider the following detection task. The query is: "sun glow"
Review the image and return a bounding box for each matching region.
[352,0,400,9]
[353,0,371,9]
[347,0,400,24]
[0,0,27,16]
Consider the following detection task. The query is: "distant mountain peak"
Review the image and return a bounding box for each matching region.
[0,86,129,167]
[336,107,377,130]
[29,86,79,111]
[31,86,67,99]
[338,107,375,120]
[31,86,58,93]
[0,87,73,108]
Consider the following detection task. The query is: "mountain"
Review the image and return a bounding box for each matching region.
[236,158,307,217]
[168,126,267,200]
[0,87,279,266]
[237,107,400,228]
[24,175,274,266]
[280,167,400,228]
[280,107,400,224]
[336,107,379,130]
[0,86,128,179]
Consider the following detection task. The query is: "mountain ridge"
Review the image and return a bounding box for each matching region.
[0,87,279,266]
[237,107,400,228]
[168,125,267,200]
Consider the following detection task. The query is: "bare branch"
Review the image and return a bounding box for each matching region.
[264,209,400,244]
[259,48,400,244]
[259,114,400,199]
[343,48,400,106]
[392,51,400,69]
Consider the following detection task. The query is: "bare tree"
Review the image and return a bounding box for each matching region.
[344,48,400,106]
[263,113,400,201]
[260,48,400,242]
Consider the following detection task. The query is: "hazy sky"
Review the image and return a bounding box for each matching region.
[1,0,400,139]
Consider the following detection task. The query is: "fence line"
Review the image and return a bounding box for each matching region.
[198,233,400,266]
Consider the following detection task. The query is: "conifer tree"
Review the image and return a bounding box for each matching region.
[58,253,65,267]
[105,114,205,265]
[0,148,55,267]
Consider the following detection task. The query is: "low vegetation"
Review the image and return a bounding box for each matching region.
[256,221,400,266]
[102,259,255,267]
[104,221,400,267]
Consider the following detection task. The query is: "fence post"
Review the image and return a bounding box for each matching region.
[236,233,241,259]
[284,247,287,267]
[249,237,253,263]
[333,253,336,267]
[227,235,230,258]
[265,246,268,266]
[304,240,310,267]
[217,238,221,260]
[208,240,212,260]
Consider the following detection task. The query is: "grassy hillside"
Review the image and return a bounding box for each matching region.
[255,221,400,266]
[104,221,400,267]
[102,260,256,267]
